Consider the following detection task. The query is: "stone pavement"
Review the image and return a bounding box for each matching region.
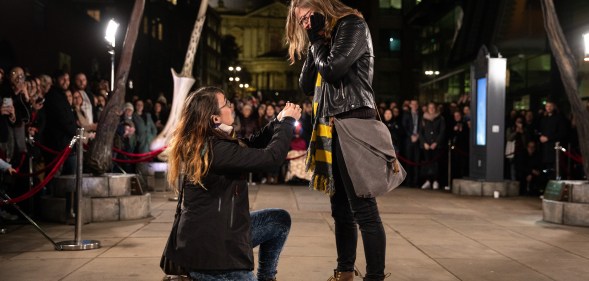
[2,185,589,281]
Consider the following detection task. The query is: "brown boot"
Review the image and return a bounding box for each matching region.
[327,269,358,281]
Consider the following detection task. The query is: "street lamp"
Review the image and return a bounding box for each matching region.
[583,32,589,61]
[105,19,119,92]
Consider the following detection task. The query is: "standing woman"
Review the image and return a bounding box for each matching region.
[286,1,388,280]
[166,87,301,281]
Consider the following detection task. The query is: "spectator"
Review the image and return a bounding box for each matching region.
[72,90,96,143]
[133,100,157,153]
[449,110,469,180]
[420,102,445,190]
[151,101,168,134]
[514,140,543,196]
[382,108,403,152]
[73,73,95,125]
[538,101,567,181]
[402,100,422,187]
[42,70,77,175]
[237,104,259,139]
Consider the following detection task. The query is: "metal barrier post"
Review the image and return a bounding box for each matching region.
[248,172,256,186]
[447,140,452,191]
[554,141,561,180]
[56,128,101,251]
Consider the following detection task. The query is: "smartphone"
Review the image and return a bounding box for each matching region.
[2,97,13,107]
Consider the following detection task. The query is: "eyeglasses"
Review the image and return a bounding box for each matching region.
[220,99,233,110]
[298,10,311,26]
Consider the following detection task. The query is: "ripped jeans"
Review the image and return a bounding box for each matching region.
[189,208,291,281]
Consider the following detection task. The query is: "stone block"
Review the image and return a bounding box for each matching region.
[119,194,151,220]
[506,180,520,197]
[40,196,91,224]
[568,181,589,204]
[82,176,109,197]
[563,202,589,227]
[542,199,564,224]
[51,175,76,197]
[153,175,170,192]
[107,173,133,197]
[146,175,155,191]
[458,179,482,196]
[451,179,464,195]
[92,197,120,222]
[482,182,506,197]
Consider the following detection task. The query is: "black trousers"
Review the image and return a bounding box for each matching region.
[330,128,386,281]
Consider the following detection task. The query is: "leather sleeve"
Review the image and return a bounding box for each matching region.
[311,17,368,84]
[299,51,317,96]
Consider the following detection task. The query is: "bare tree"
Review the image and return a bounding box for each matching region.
[86,0,145,174]
[541,0,589,179]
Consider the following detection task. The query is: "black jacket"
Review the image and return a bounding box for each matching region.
[41,86,78,151]
[299,15,375,117]
[171,118,295,271]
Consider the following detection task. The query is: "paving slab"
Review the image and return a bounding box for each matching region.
[2,186,589,280]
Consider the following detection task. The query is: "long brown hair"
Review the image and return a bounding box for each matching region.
[285,0,363,64]
[167,86,227,189]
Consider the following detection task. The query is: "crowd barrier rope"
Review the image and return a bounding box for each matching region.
[13,152,27,173]
[1,146,72,206]
[34,142,61,155]
[562,150,584,164]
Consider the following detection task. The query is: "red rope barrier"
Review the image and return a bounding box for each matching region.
[112,146,167,158]
[13,152,27,173]
[286,153,306,161]
[15,151,64,177]
[112,155,156,163]
[562,150,584,164]
[1,146,73,205]
[34,142,60,155]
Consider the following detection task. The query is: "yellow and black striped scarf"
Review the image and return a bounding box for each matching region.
[305,74,334,196]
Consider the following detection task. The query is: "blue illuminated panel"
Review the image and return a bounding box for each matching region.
[476,78,487,146]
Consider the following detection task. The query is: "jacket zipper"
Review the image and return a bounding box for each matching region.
[218,197,221,212]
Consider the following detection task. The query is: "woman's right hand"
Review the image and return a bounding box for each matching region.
[278,102,302,121]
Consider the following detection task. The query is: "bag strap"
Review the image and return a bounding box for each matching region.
[370,95,382,122]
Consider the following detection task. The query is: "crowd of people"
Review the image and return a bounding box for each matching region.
[0,66,172,223]
[1,64,587,226]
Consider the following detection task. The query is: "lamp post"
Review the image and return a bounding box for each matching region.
[105,19,119,92]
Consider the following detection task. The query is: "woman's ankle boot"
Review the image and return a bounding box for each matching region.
[327,269,358,281]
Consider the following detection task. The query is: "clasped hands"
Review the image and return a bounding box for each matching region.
[277,102,302,122]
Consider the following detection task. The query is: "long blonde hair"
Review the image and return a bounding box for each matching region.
[285,0,363,64]
[167,87,227,189]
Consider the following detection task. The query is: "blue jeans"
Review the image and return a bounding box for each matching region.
[331,129,387,281]
[189,208,291,281]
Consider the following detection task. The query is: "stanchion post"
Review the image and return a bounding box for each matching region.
[447,140,452,191]
[56,128,101,251]
[248,172,255,186]
[555,141,561,180]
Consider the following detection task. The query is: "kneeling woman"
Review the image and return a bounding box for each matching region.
[166,87,301,281]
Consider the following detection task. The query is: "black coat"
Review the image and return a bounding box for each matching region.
[41,87,77,151]
[538,112,567,164]
[171,118,295,271]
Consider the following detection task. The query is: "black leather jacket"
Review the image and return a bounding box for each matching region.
[299,14,375,118]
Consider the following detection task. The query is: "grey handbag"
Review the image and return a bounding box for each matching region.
[334,117,406,198]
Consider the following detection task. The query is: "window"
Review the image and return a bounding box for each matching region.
[158,23,164,41]
[87,9,100,22]
[380,29,401,54]
[379,0,402,9]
